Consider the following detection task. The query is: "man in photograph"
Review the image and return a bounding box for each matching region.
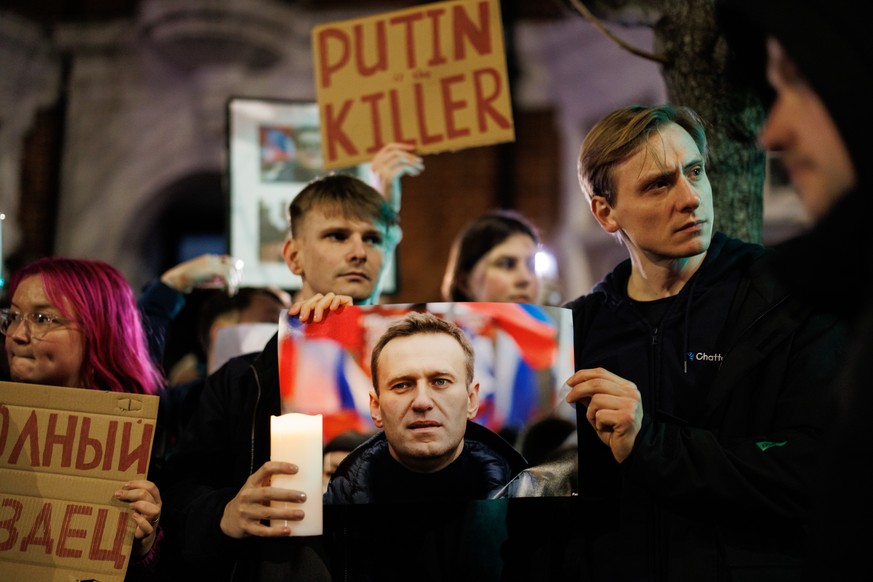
[325,311,526,503]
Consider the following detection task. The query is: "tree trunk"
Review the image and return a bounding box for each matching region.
[561,0,767,242]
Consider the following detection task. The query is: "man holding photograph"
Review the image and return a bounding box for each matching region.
[160,155,420,580]
[557,103,847,582]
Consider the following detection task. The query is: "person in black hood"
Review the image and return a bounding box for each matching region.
[557,103,846,582]
[717,1,872,579]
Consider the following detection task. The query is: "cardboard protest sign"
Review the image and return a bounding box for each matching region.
[0,382,159,581]
[312,0,515,169]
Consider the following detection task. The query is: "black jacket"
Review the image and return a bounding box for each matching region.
[159,333,527,582]
[776,192,873,581]
[160,333,330,582]
[717,1,872,578]
[323,420,526,582]
[325,420,527,504]
[564,232,846,582]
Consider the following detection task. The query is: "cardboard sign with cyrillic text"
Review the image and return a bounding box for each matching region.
[0,381,159,581]
[312,0,515,169]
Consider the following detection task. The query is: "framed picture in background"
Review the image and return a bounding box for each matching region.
[226,97,398,292]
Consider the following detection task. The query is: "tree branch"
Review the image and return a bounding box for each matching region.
[566,0,668,65]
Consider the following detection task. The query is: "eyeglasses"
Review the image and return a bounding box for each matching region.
[0,308,72,340]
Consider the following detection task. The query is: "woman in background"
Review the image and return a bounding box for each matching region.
[441,209,542,304]
[440,209,562,449]
[2,257,164,580]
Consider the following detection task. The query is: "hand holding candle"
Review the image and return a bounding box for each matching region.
[270,413,323,536]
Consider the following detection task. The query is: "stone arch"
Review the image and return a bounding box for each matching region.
[120,170,226,291]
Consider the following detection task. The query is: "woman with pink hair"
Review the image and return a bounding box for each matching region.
[2,257,164,579]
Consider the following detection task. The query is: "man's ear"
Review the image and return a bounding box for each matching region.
[369,390,383,428]
[467,382,480,419]
[283,238,304,276]
[591,196,621,234]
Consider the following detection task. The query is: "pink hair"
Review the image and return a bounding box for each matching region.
[9,257,164,395]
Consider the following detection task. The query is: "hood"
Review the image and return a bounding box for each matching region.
[717,0,873,319]
[589,233,763,378]
[717,0,872,317]
[717,0,872,191]
[591,232,760,305]
[770,190,872,319]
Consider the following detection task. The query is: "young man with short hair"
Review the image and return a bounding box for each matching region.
[284,173,401,305]
[161,173,401,581]
[557,104,846,582]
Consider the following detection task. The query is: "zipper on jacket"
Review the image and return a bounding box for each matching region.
[249,363,262,475]
[649,326,662,409]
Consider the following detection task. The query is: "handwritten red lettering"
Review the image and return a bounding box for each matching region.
[57,504,90,558]
[102,420,118,471]
[90,508,128,569]
[313,0,513,168]
[414,83,443,145]
[389,90,414,145]
[0,497,23,551]
[361,92,387,152]
[453,1,491,58]
[20,501,54,554]
[353,21,388,77]
[441,74,471,139]
[324,101,358,163]
[425,9,448,66]
[389,13,424,69]
[473,67,510,131]
[76,416,102,470]
[118,420,152,474]
[9,411,41,467]
[317,0,493,87]
[0,495,129,570]
[44,412,77,468]
[3,412,154,475]
[317,27,350,90]
[0,404,9,455]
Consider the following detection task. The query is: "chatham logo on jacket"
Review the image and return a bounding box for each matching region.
[687,351,723,363]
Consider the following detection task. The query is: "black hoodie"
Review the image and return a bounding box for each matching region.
[563,232,846,582]
[718,1,873,580]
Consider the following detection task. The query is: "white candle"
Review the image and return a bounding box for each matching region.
[270,413,323,536]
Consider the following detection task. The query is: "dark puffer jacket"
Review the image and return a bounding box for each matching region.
[325,420,527,504]
[323,420,526,582]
